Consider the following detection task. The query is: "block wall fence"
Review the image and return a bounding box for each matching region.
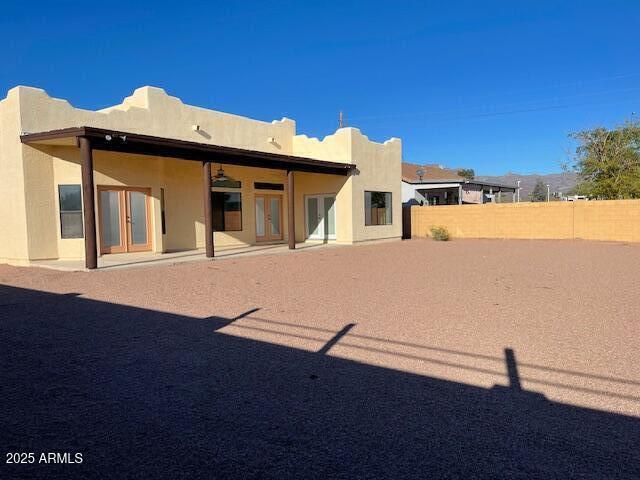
[410,200,640,243]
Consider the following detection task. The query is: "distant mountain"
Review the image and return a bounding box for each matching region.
[475,172,578,200]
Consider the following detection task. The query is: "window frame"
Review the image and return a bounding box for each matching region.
[364,190,393,226]
[212,179,241,189]
[211,191,243,232]
[58,184,84,239]
[254,182,284,191]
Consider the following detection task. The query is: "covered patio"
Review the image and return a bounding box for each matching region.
[21,126,356,269]
[28,241,341,271]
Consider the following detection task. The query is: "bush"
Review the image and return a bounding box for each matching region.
[430,226,450,241]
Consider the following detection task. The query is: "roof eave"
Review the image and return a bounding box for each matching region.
[20,126,356,175]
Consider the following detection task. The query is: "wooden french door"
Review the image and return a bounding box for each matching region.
[255,194,283,242]
[98,186,152,254]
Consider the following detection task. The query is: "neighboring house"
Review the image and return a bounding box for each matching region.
[0,86,402,268]
[401,162,516,205]
[565,195,589,201]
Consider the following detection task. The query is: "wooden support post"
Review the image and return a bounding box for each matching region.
[203,161,214,258]
[79,137,97,270]
[288,170,296,249]
[458,185,463,205]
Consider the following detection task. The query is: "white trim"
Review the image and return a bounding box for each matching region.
[304,194,337,241]
[414,183,461,190]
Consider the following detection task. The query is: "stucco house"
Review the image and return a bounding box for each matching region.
[401,162,516,205]
[0,86,402,269]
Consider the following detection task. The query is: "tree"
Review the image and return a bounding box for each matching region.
[529,179,547,202]
[569,120,640,199]
[457,168,475,180]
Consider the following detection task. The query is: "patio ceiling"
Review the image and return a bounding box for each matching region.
[20,126,356,176]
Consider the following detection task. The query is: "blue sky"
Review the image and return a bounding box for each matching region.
[2,0,639,175]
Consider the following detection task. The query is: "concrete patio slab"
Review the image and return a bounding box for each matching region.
[27,241,342,271]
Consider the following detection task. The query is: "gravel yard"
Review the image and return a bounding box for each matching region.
[1,238,639,478]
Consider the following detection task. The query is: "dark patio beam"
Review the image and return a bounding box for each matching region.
[288,170,295,250]
[79,137,97,269]
[203,161,214,258]
[20,127,356,176]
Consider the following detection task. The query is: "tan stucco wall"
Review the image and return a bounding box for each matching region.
[411,200,640,243]
[19,146,363,261]
[19,86,296,154]
[349,130,402,242]
[0,85,402,263]
[292,172,350,243]
[45,150,298,258]
[0,91,30,264]
[294,128,402,243]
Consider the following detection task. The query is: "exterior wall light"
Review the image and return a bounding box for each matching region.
[215,165,227,182]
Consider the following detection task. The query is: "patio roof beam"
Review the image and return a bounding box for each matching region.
[21,127,356,176]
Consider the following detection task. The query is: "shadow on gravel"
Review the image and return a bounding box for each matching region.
[1,285,639,479]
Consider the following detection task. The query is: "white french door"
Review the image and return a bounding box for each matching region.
[305,195,336,240]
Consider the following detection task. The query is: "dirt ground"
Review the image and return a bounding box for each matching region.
[2,239,639,478]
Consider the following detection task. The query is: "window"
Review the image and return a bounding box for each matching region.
[364,191,392,226]
[212,179,241,188]
[254,182,284,191]
[160,188,166,235]
[58,185,84,238]
[212,192,242,231]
